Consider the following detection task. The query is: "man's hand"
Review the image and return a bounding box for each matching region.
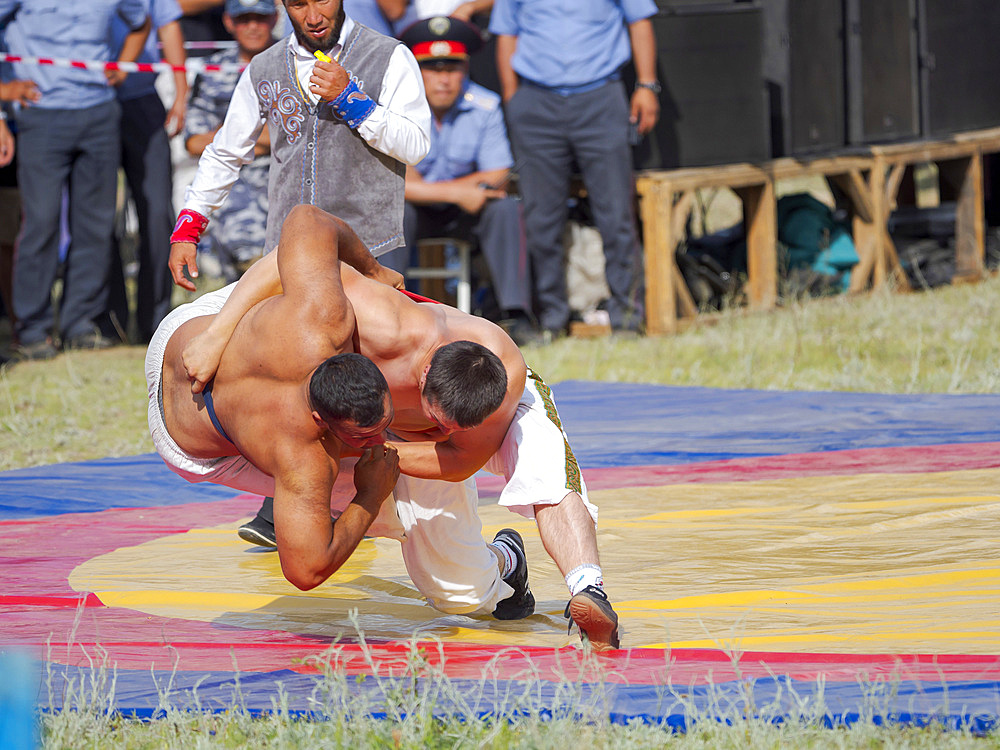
[368,263,405,290]
[0,119,14,168]
[181,328,228,394]
[454,183,505,215]
[0,79,40,106]
[165,96,187,138]
[450,2,478,21]
[106,69,128,88]
[630,87,660,136]
[352,444,400,513]
[169,241,199,291]
[310,58,350,102]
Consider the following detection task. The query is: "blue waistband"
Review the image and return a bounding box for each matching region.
[521,74,620,97]
[202,381,234,445]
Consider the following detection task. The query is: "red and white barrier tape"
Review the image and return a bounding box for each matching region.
[0,52,246,74]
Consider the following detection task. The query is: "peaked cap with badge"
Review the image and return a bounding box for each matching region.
[399,15,484,64]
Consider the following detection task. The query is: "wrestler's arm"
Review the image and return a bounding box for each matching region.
[390,409,511,481]
[272,445,399,590]
[182,210,403,391]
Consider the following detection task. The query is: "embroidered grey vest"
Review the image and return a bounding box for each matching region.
[249,27,405,255]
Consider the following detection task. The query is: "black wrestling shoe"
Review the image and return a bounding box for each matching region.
[238,500,277,548]
[564,585,620,651]
[492,528,535,620]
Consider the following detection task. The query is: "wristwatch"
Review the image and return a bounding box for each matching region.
[636,81,662,95]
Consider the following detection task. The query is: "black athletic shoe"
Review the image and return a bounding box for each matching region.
[492,528,535,620]
[564,585,620,651]
[238,511,276,548]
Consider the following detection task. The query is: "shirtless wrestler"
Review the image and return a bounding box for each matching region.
[184,205,621,650]
[145,204,402,591]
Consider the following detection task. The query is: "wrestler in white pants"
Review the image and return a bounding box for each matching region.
[146,286,594,616]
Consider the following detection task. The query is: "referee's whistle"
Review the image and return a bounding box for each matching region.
[314,50,333,63]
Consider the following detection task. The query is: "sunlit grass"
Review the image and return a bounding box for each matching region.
[35,615,1000,749]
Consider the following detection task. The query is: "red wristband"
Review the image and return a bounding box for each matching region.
[170,209,209,245]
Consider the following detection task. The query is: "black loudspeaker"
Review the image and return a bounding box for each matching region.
[633,3,769,169]
[845,0,921,145]
[919,0,1000,137]
[763,0,846,157]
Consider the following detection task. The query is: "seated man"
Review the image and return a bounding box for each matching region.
[146,205,403,589]
[380,16,533,340]
[184,207,620,650]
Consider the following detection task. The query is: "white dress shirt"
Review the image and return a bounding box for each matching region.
[183,17,431,220]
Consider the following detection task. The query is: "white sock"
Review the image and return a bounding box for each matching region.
[565,564,603,596]
[489,540,518,579]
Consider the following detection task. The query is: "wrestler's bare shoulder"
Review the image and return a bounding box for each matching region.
[442,310,525,364]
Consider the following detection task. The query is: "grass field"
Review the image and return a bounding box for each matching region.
[4,277,1000,747]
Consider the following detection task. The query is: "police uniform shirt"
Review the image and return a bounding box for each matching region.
[488,0,657,89]
[0,0,149,110]
[417,80,512,183]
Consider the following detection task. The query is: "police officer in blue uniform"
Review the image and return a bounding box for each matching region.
[491,0,660,337]
[385,15,533,335]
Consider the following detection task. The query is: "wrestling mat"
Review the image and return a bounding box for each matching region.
[2,383,999,728]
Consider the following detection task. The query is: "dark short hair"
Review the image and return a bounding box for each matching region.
[423,341,507,428]
[309,353,390,427]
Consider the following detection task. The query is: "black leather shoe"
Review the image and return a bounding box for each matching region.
[238,497,277,547]
[492,528,535,620]
[564,585,620,651]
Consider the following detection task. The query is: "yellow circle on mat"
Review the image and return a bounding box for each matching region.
[69,469,1000,653]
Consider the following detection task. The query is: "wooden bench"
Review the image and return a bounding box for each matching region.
[864,127,1000,287]
[634,127,1000,335]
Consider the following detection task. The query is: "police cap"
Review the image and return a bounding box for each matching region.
[399,16,483,64]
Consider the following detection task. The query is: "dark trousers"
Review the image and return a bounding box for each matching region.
[380,196,532,316]
[108,93,175,343]
[504,80,645,331]
[13,101,121,344]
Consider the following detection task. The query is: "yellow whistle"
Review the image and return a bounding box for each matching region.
[314,50,332,63]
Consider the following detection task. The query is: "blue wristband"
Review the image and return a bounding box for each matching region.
[330,76,376,129]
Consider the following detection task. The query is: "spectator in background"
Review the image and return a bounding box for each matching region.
[183,0,276,282]
[343,0,416,37]
[0,0,150,360]
[490,0,659,339]
[106,0,189,344]
[0,111,14,341]
[0,76,40,357]
[383,16,532,338]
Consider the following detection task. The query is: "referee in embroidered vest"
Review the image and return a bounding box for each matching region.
[168,0,432,290]
[490,0,660,338]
